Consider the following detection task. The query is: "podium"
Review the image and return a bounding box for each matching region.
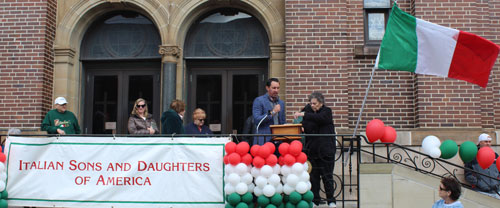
[270,124,302,142]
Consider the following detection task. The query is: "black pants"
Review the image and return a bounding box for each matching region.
[310,155,336,205]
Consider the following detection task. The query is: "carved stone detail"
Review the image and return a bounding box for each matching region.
[159,45,181,58]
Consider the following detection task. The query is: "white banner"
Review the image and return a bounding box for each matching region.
[5,136,230,208]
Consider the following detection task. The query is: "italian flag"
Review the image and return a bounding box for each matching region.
[376,4,500,88]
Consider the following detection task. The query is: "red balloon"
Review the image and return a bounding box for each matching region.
[380,126,397,143]
[366,119,385,143]
[258,145,271,159]
[296,152,308,164]
[250,145,260,157]
[278,155,285,166]
[497,158,500,173]
[225,142,237,154]
[236,142,250,156]
[266,154,278,166]
[241,153,253,165]
[477,147,495,169]
[264,142,276,154]
[223,155,229,165]
[284,154,296,166]
[289,141,303,156]
[253,156,265,168]
[228,152,241,166]
[279,143,290,155]
[0,153,5,163]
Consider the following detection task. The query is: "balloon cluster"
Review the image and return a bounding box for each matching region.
[224,142,254,208]
[278,141,311,194]
[366,119,397,143]
[283,190,314,208]
[421,136,500,171]
[0,148,7,208]
[250,142,283,208]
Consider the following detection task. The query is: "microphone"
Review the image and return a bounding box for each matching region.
[256,111,272,134]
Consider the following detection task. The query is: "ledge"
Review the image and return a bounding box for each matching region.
[354,45,379,58]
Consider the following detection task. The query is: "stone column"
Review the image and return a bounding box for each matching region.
[159,45,181,112]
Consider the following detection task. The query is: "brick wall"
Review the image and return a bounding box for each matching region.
[0,0,56,131]
[285,0,500,130]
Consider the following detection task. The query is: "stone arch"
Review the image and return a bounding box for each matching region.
[53,0,169,117]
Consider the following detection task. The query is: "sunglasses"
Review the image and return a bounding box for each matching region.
[198,119,205,122]
[439,186,448,191]
[136,104,146,108]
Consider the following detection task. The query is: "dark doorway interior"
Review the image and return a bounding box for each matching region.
[83,62,160,134]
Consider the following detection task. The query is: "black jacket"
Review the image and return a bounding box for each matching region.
[464,148,500,193]
[301,104,336,158]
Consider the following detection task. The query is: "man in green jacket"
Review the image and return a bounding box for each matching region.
[41,97,81,135]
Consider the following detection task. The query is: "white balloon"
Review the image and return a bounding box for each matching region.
[286,174,300,187]
[224,183,235,194]
[268,174,281,186]
[255,176,267,188]
[236,163,248,175]
[283,183,294,195]
[0,163,5,173]
[299,171,310,182]
[0,181,4,191]
[235,182,249,195]
[254,186,263,196]
[228,173,241,186]
[225,164,235,174]
[428,147,442,158]
[296,181,308,194]
[281,165,291,176]
[263,184,276,197]
[306,181,312,190]
[422,135,441,154]
[251,167,260,177]
[261,165,273,178]
[291,163,304,175]
[0,172,6,181]
[248,183,255,193]
[241,173,253,184]
[304,162,309,171]
[273,164,281,174]
[275,183,283,194]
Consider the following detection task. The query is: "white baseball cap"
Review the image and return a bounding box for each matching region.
[478,133,492,143]
[54,97,68,105]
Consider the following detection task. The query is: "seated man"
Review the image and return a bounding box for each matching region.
[464,133,500,199]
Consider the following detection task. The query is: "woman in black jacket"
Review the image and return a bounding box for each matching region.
[294,92,337,207]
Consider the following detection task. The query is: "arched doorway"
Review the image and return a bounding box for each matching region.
[184,9,269,134]
[80,12,161,134]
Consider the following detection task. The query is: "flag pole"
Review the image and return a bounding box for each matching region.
[343,66,377,166]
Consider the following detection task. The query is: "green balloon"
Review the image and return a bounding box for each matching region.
[278,203,285,208]
[289,192,302,204]
[308,201,314,208]
[285,202,296,208]
[241,192,253,204]
[266,204,277,208]
[271,193,283,205]
[0,200,7,208]
[0,191,6,200]
[257,195,270,206]
[302,191,313,202]
[459,141,478,163]
[296,200,309,208]
[236,202,249,208]
[225,203,236,208]
[228,193,241,206]
[283,195,289,202]
[440,140,458,159]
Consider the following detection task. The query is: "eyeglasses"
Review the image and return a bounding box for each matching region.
[136,104,146,108]
[439,186,448,191]
[198,119,205,122]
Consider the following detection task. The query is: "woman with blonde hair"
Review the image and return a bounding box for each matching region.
[128,98,158,134]
[185,108,212,134]
[161,99,185,134]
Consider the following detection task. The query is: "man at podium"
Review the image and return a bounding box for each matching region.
[252,78,286,145]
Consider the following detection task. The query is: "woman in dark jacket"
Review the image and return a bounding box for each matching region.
[128,98,159,134]
[161,99,185,134]
[294,92,337,207]
[185,108,212,134]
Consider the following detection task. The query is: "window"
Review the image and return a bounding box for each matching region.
[364,0,391,45]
